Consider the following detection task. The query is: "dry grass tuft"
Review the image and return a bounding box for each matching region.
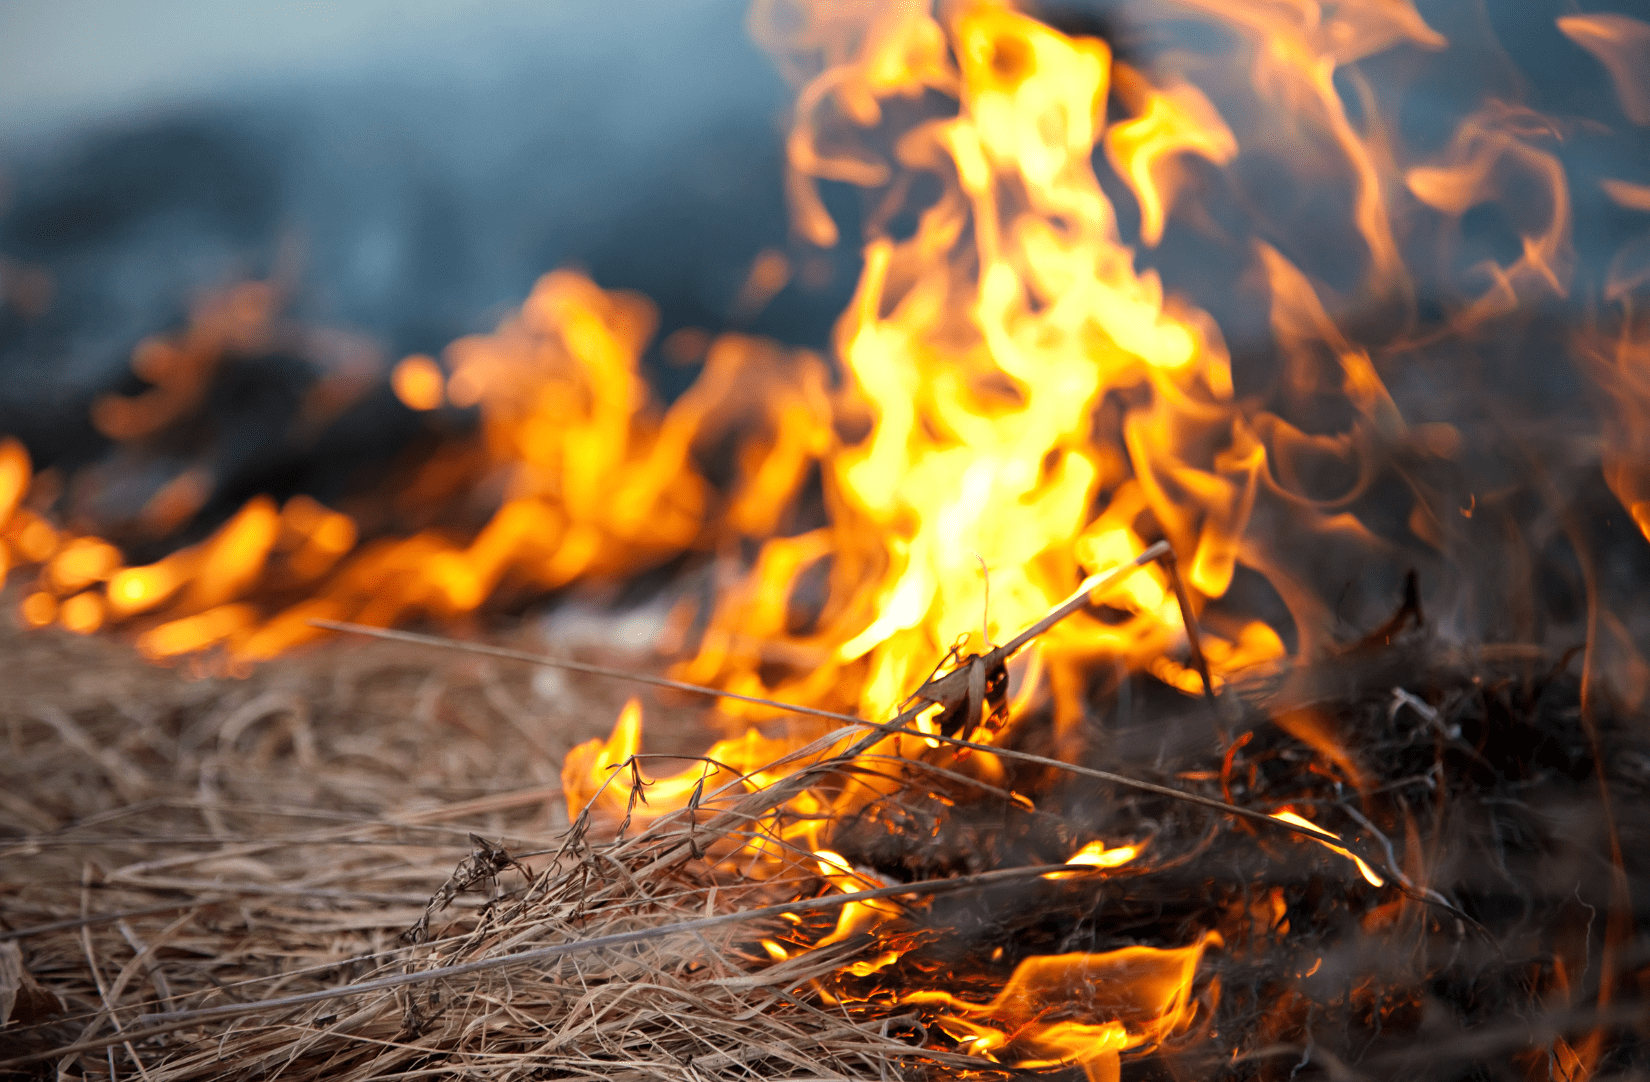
[0,612,965,1081]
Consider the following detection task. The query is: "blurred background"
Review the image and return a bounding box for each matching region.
[0,0,863,484]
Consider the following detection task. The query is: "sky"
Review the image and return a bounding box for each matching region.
[0,0,723,142]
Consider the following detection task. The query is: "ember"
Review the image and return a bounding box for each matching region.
[1,0,1648,1079]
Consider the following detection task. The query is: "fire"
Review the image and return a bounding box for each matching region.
[390,354,446,412]
[4,0,1650,1074]
[561,696,819,858]
[683,0,1295,747]
[1065,839,1141,870]
[1268,809,1385,888]
[6,0,1554,716]
[1557,14,1650,127]
[1042,838,1142,880]
[549,8,1268,1063]
[0,273,822,661]
[905,934,1218,1082]
[811,848,905,969]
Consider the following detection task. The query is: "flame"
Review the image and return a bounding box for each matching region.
[561,697,830,861]
[684,0,1295,746]
[904,933,1219,1082]
[0,3,1417,1053]
[1042,838,1142,880]
[1105,67,1237,249]
[0,438,28,529]
[3,272,826,660]
[1558,14,1650,127]
[1065,840,1141,870]
[811,848,904,968]
[1269,809,1385,887]
[0,3,1638,729]
[0,0,1461,732]
[5,0,1650,1065]
[391,354,446,411]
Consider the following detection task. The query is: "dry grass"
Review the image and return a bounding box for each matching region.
[0,608,984,1081]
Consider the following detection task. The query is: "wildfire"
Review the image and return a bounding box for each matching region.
[3,0,1649,1076]
[0,274,823,662]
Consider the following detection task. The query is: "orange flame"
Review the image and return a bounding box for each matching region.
[1269,809,1385,887]
[391,354,446,411]
[905,933,1219,1082]
[1558,14,1650,127]
[0,2,1636,725]
[561,697,833,863]
[2,272,827,660]
[684,1,1300,752]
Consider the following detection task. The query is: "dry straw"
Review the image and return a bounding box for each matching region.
[0,607,1021,1080]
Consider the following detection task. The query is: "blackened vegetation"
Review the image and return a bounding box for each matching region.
[809,638,1648,1080]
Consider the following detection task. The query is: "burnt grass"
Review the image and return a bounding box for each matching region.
[818,636,1650,1080]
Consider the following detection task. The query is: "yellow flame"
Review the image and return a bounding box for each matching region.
[1066,840,1140,869]
[684,1,1290,750]
[1043,838,1142,880]
[1270,809,1385,887]
[45,539,122,595]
